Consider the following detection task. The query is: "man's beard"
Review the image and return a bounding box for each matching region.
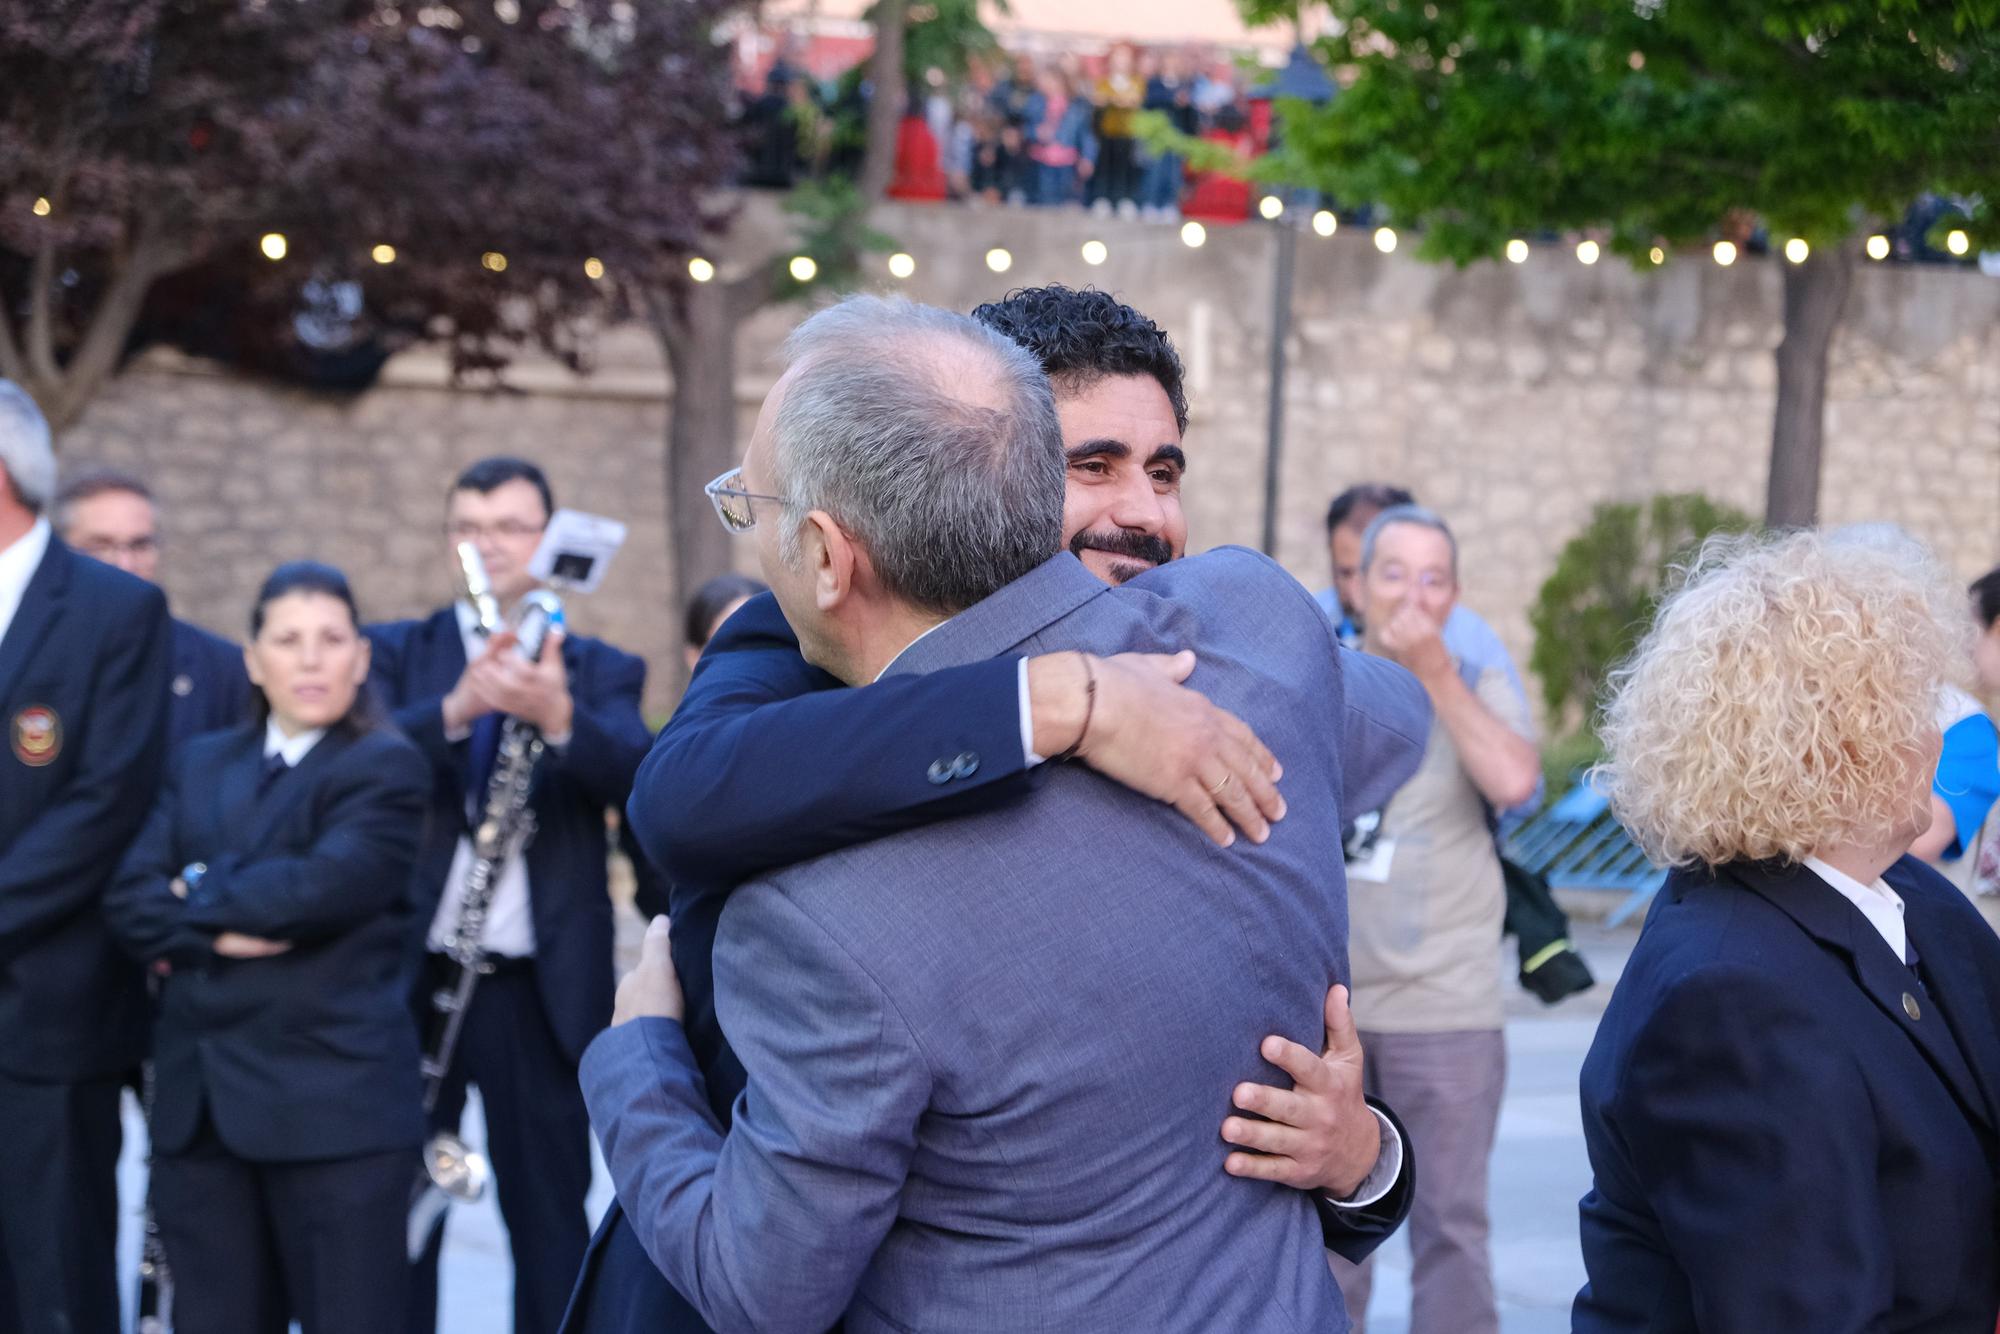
[1069,528,1173,584]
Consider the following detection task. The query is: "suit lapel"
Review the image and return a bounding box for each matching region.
[1731,858,1992,1134]
[1895,862,2000,1135]
[238,728,354,856]
[0,537,71,704]
[882,554,1108,679]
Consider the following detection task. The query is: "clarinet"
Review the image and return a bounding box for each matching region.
[406,544,562,1261]
[134,1060,173,1334]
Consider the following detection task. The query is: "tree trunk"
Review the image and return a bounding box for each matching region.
[1764,243,1857,528]
[858,0,907,203]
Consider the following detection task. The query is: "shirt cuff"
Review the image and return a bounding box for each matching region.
[1326,1107,1402,1210]
[1017,657,1044,767]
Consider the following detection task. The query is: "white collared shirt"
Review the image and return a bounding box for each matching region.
[1805,856,1908,962]
[0,517,51,648]
[262,718,326,768]
[427,602,538,959]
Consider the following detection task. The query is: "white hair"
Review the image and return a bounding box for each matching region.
[0,381,55,513]
[772,296,1066,615]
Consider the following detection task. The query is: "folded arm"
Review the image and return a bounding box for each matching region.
[177,745,430,942]
[583,882,928,1334]
[105,769,212,967]
[0,589,171,963]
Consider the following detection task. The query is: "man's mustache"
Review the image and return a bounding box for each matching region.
[1069,528,1173,579]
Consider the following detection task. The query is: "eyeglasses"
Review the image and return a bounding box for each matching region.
[445,519,546,543]
[705,468,788,534]
[1372,564,1454,592]
[77,536,158,560]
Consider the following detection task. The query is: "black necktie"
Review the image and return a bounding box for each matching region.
[1905,935,1930,998]
[257,750,290,798]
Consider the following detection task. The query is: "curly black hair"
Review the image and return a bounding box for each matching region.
[970,285,1189,434]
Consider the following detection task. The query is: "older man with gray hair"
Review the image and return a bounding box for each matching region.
[581,296,1425,1332]
[0,381,172,1334]
[1336,503,1542,1334]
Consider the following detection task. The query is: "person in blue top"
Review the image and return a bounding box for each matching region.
[1913,564,2000,924]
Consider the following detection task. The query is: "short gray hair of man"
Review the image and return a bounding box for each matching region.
[0,380,55,514]
[1360,503,1459,578]
[772,295,1066,617]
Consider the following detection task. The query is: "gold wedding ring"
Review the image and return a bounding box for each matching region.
[1208,773,1234,798]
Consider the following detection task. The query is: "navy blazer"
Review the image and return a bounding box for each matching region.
[0,536,170,1082]
[169,617,253,751]
[105,724,430,1161]
[1574,857,2000,1333]
[366,607,652,1063]
[562,589,1417,1334]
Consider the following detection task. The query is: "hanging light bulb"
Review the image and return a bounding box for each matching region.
[1505,239,1529,264]
[1865,234,1891,261]
[1711,240,1737,267]
[788,255,818,282]
[1373,226,1398,254]
[1312,210,1337,237]
[1180,221,1207,248]
[887,252,916,279]
[1080,240,1108,266]
[1784,238,1810,264]
[1576,240,1601,265]
[1258,195,1284,221]
[260,233,288,261]
[985,247,1013,273]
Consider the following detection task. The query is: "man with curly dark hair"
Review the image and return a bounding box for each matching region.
[972,285,1190,587]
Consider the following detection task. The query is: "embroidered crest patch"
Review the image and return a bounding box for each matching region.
[11,705,60,767]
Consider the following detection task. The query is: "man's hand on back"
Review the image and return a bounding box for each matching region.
[613,916,685,1026]
[1028,650,1286,848]
[1219,984,1381,1199]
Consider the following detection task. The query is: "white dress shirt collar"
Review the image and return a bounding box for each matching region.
[262,718,327,767]
[1803,855,1908,963]
[0,516,52,646]
[874,619,950,683]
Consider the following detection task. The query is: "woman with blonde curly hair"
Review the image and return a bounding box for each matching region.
[1572,529,2000,1334]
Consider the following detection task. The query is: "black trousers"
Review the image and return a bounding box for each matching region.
[0,1071,123,1334]
[411,957,592,1334]
[150,1113,413,1334]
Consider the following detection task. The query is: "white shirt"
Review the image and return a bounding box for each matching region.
[1804,856,1908,963]
[0,517,51,648]
[427,603,540,959]
[262,718,326,767]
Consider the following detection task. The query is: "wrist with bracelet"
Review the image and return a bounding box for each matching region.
[1051,654,1097,764]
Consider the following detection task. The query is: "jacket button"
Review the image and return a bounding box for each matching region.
[952,751,980,778]
[927,759,954,785]
[1903,992,1922,1022]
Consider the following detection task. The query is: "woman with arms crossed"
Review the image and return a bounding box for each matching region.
[107,562,430,1334]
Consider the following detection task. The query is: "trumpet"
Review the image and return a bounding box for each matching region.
[407,543,562,1262]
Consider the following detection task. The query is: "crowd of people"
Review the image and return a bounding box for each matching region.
[1,277,1998,1334]
[740,42,1264,220]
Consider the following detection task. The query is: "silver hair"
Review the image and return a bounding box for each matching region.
[1360,503,1458,576]
[0,381,55,513]
[771,295,1066,615]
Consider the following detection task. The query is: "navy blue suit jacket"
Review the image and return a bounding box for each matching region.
[0,537,171,1082]
[366,607,652,1063]
[105,724,430,1161]
[169,617,252,751]
[563,591,1414,1334]
[1574,856,2000,1333]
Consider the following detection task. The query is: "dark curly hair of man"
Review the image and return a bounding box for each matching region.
[970,285,1189,435]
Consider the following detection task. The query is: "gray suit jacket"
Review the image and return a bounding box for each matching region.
[582,547,1431,1334]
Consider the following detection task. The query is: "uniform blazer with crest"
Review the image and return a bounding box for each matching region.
[365,607,652,1064]
[1573,856,2000,1333]
[0,536,171,1082]
[105,722,430,1162]
[169,617,253,752]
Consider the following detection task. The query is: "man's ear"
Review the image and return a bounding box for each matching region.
[804,510,858,612]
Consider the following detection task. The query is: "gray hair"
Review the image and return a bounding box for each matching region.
[772,295,1066,616]
[1360,503,1458,576]
[0,381,55,514]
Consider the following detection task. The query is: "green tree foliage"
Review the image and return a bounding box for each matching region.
[1231,0,2000,525]
[1529,493,1758,739]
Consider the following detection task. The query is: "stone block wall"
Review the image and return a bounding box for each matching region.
[61,201,2000,723]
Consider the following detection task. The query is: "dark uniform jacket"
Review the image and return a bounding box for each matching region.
[105,723,430,1161]
[0,536,170,1082]
[366,607,652,1062]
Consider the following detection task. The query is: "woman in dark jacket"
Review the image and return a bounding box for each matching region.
[107,561,429,1334]
[1573,530,2000,1333]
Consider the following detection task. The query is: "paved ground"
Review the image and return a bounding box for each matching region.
[115,913,1638,1333]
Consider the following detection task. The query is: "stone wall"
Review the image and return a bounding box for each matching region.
[63,202,2000,722]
